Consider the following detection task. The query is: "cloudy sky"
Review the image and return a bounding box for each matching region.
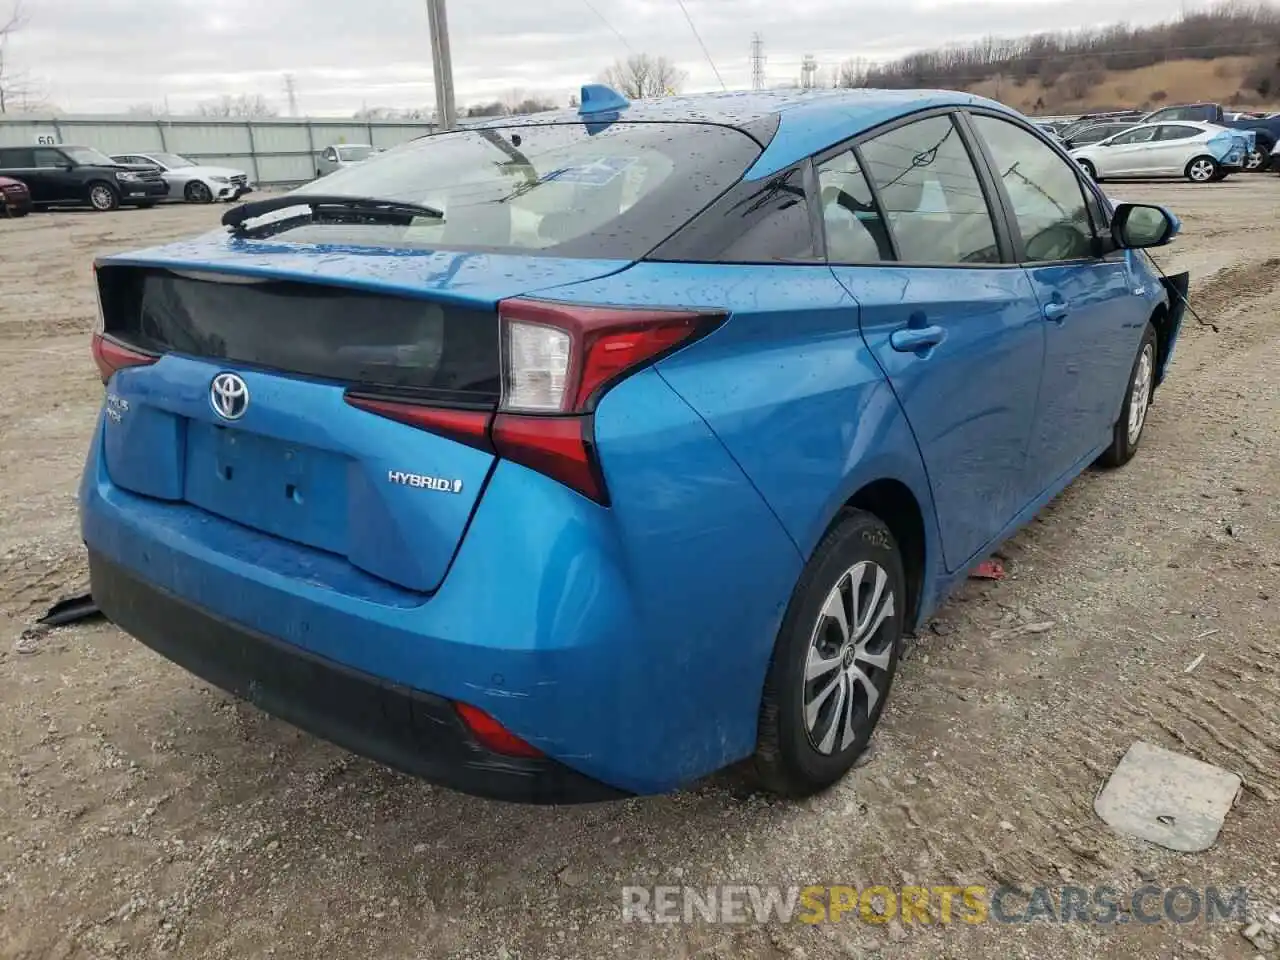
[7,0,1198,116]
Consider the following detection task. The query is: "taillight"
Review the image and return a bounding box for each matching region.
[92,332,157,384]
[455,702,543,758]
[91,263,158,384]
[344,298,723,504]
[498,299,717,413]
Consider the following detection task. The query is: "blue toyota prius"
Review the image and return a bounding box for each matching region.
[81,84,1187,802]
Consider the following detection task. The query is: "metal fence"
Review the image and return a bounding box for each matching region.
[0,115,438,185]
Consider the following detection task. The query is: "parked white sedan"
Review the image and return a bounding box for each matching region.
[316,144,379,178]
[1070,121,1255,184]
[112,152,252,203]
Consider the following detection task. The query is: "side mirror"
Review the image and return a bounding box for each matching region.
[1111,202,1180,249]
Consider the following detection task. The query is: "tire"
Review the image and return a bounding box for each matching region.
[135,201,157,209]
[1244,144,1271,172]
[1185,156,1219,183]
[754,509,906,798]
[1078,159,1098,181]
[184,180,213,204]
[87,181,119,212]
[9,207,29,218]
[1098,321,1157,469]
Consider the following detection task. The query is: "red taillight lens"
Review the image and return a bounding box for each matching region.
[492,413,604,504]
[454,702,543,758]
[92,332,157,384]
[344,394,493,452]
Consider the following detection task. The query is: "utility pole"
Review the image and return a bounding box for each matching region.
[283,73,299,117]
[750,33,766,91]
[426,0,457,131]
[801,54,817,90]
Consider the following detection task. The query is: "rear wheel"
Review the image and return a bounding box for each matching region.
[1078,159,1098,181]
[1099,321,1157,469]
[1244,144,1271,172]
[1185,156,1219,183]
[754,510,905,798]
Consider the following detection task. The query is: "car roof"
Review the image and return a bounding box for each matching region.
[463,87,1020,179]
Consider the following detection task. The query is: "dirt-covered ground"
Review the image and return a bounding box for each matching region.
[2,179,1279,960]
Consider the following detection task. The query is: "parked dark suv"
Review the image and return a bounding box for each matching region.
[0,145,168,211]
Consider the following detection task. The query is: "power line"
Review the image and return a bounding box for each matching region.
[581,0,634,54]
[673,0,726,91]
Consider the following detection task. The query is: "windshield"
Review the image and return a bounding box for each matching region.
[64,146,116,166]
[338,146,375,161]
[283,122,763,259]
[151,152,195,168]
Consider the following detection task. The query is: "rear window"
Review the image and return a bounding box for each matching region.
[280,122,763,259]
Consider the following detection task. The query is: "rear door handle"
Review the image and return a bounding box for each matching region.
[890,325,947,353]
[1043,301,1069,323]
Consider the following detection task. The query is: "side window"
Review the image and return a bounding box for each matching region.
[652,166,817,264]
[859,114,1001,265]
[34,148,67,168]
[1158,125,1201,141]
[970,115,1095,263]
[0,148,34,167]
[1111,126,1159,146]
[816,150,892,262]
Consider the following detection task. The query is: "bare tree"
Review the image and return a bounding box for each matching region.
[499,88,557,115]
[0,1,45,114]
[465,101,507,118]
[601,54,686,99]
[198,94,279,119]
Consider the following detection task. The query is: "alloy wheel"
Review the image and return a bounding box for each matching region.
[803,560,896,755]
[1189,159,1215,182]
[90,185,115,210]
[1128,343,1155,445]
[1244,149,1265,171]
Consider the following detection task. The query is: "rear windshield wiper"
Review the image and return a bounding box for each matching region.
[223,194,443,236]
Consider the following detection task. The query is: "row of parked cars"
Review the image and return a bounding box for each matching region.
[1034,101,1280,183]
[0,144,253,216]
[0,139,386,218]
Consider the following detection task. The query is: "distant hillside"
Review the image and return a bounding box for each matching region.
[964,56,1278,115]
[839,2,1280,114]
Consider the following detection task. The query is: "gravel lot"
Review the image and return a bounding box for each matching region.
[2,179,1279,960]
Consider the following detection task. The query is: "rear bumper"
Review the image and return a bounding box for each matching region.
[89,549,627,804]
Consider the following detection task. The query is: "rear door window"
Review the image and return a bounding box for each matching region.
[1157,125,1203,141]
[283,122,764,260]
[859,114,1002,265]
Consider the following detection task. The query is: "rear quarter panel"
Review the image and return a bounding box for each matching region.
[557,261,942,603]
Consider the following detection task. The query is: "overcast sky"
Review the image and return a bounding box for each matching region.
[7,0,1196,116]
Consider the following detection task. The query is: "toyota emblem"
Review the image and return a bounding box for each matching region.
[210,372,249,421]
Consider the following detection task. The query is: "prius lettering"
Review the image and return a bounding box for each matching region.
[388,470,463,494]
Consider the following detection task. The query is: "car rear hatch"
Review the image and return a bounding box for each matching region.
[93,248,626,595]
[89,116,768,596]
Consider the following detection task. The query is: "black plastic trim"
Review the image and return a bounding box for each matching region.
[89,552,629,805]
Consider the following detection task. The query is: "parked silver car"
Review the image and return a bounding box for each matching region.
[316,144,378,178]
[112,152,252,203]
